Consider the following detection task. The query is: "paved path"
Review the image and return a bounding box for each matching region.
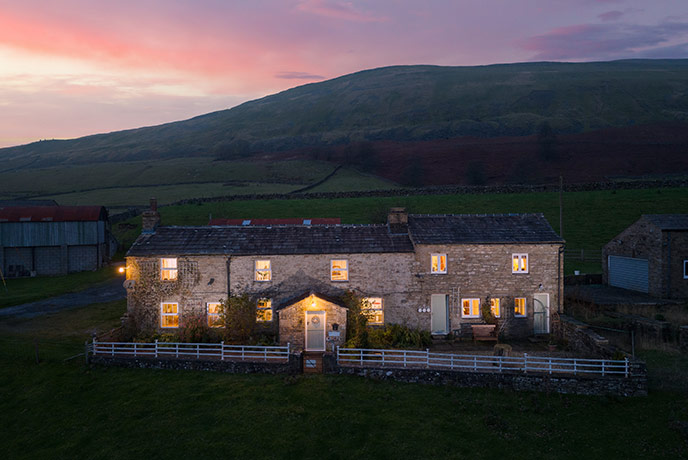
[0,278,126,319]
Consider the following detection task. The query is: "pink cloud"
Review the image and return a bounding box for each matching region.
[296,0,386,23]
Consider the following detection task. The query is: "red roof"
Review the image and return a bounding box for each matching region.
[0,206,107,222]
[208,218,341,226]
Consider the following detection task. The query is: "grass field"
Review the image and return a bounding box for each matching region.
[113,187,688,274]
[0,158,397,207]
[0,299,686,459]
[0,267,118,309]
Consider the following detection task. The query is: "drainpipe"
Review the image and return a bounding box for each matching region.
[226,256,231,299]
[558,245,564,314]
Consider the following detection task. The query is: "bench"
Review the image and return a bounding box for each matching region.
[471,324,498,342]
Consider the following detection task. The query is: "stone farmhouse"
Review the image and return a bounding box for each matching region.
[603,214,688,299]
[125,202,564,351]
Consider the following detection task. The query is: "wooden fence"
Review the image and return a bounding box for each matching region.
[88,339,290,362]
[337,347,630,377]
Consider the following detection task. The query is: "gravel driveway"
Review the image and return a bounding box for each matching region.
[0,278,126,319]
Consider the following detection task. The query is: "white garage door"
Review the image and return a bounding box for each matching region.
[608,256,649,293]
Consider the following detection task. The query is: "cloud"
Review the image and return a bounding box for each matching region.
[598,10,625,22]
[296,0,386,23]
[522,20,688,60]
[275,71,325,80]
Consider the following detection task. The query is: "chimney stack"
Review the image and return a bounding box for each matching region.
[141,197,160,233]
[387,207,408,234]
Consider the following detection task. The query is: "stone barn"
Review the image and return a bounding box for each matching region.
[0,205,116,277]
[603,214,688,299]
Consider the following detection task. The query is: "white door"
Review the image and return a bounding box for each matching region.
[430,294,448,335]
[608,256,649,293]
[533,293,550,334]
[305,311,326,351]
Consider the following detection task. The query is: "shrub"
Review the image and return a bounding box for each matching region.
[367,324,432,349]
[219,294,256,343]
[341,291,369,348]
[177,313,217,343]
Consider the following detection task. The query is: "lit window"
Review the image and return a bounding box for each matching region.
[161,258,178,280]
[461,298,480,318]
[515,297,527,317]
[161,302,179,328]
[490,298,501,318]
[512,254,528,273]
[331,259,349,281]
[255,260,271,281]
[362,297,384,325]
[684,260,688,279]
[431,254,447,274]
[207,302,222,327]
[257,298,273,322]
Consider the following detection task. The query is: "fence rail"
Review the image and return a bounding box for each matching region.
[337,347,630,377]
[564,248,602,262]
[88,339,290,362]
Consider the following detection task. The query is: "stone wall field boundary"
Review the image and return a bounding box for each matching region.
[322,354,647,397]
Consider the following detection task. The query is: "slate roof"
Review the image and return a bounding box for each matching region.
[208,218,341,226]
[408,214,564,244]
[127,225,414,256]
[643,214,688,231]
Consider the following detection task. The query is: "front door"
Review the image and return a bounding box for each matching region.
[430,294,448,335]
[533,293,550,334]
[305,311,326,351]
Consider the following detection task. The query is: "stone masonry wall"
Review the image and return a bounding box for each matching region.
[602,217,663,297]
[322,354,647,397]
[411,243,563,338]
[553,314,619,358]
[663,230,688,299]
[278,296,347,351]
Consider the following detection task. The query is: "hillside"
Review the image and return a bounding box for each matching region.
[2,59,688,169]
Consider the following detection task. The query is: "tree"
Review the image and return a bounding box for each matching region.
[219,294,256,343]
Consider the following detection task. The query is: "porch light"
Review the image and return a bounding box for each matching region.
[311,297,317,308]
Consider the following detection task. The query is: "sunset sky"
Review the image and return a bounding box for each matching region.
[1,0,687,148]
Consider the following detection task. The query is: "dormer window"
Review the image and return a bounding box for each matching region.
[512,254,528,274]
[160,258,178,281]
[255,260,272,281]
[431,254,447,274]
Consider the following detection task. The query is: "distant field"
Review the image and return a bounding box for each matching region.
[113,187,688,274]
[0,158,396,207]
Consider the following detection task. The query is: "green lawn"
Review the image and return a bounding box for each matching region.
[0,300,686,459]
[0,267,118,309]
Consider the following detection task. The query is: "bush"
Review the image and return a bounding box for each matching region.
[341,291,369,348]
[176,313,217,343]
[219,294,257,343]
[367,324,432,349]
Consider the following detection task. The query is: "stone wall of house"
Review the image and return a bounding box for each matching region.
[278,296,347,351]
[125,255,229,331]
[602,217,663,297]
[228,252,417,327]
[663,231,688,299]
[322,354,647,397]
[411,243,563,338]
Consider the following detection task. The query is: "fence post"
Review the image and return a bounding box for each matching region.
[336,346,339,364]
[498,356,502,373]
[473,355,477,371]
[426,348,430,369]
[155,339,158,358]
[220,341,225,361]
[93,337,97,356]
[111,341,114,357]
[625,358,629,378]
[573,358,577,375]
[360,349,363,366]
[175,342,179,358]
[548,357,552,374]
[523,353,528,373]
[403,350,407,368]
[450,353,454,370]
[382,350,385,367]
[134,342,137,357]
[85,340,90,365]
[264,346,267,362]
[601,360,606,376]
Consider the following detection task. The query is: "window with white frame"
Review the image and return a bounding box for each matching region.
[461,298,480,318]
[207,302,222,327]
[160,258,178,281]
[362,297,384,325]
[684,260,688,279]
[330,259,349,281]
[512,254,528,273]
[256,298,273,322]
[514,297,527,317]
[255,260,271,281]
[161,302,179,328]
[431,254,447,274]
[490,298,501,318]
